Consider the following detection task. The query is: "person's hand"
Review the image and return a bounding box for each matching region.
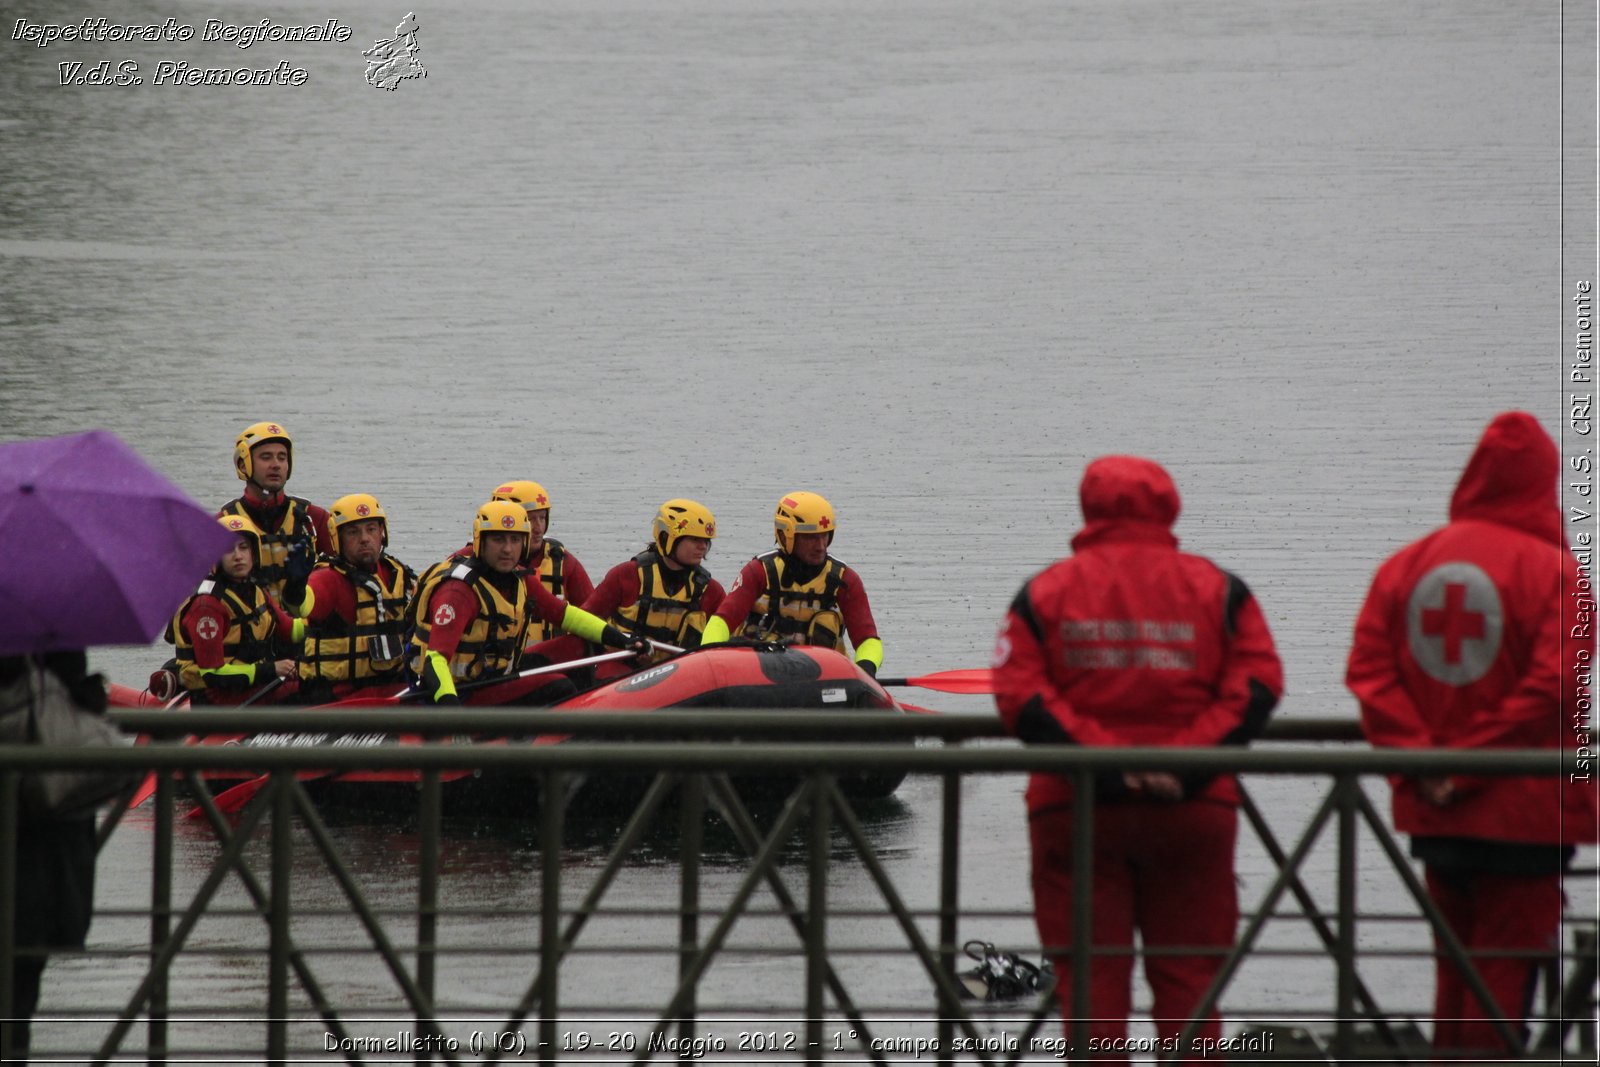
[274,658,297,679]
[1122,771,1184,801]
[855,659,877,678]
[600,626,652,663]
[284,539,315,582]
[1418,775,1455,807]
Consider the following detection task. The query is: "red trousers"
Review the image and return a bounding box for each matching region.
[1424,866,1560,1055]
[1029,800,1238,1062]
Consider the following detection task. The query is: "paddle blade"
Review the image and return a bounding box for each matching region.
[878,669,993,695]
[127,773,160,809]
[189,775,272,819]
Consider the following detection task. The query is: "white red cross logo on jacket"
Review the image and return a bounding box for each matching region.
[1405,562,1503,685]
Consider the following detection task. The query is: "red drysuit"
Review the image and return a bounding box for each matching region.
[1347,411,1598,1054]
[993,455,1283,1059]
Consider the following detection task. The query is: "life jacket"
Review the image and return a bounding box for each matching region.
[165,577,276,694]
[528,539,572,642]
[741,550,849,651]
[299,554,416,688]
[407,558,527,683]
[218,495,318,599]
[609,549,712,659]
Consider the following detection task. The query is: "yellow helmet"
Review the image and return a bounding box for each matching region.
[491,480,551,519]
[329,493,389,547]
[233,421,293,483]
[473,499,532,561]
[774,492,836,554]
[652,499,716,558]
[216,513,263,562]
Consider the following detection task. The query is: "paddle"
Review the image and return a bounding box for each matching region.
[195,650,648,816]
[874,668,993,695]
[389,648,646,705]
[239,673,288,707]
[127,675,283,808]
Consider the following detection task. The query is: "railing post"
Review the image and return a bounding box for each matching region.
[418,768,441,1061]
[539,769,564,1064]
[268,770,292,1061]
[1071,769,1094,1065]
[937,771,960,1066]
[0,770,17,1063]
[1333,774,1357,1061]
[678,773,704,1054]
[806,772,831,1054]
[150,772,174,1063]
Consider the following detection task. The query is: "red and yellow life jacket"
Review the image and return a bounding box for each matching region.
[609,549,712,661]
[218,495,318,601]
[741,551,848,651]
[527,538,573,642]
[299,554,416,688]
[165,577,277,694]
[407,558,528,683]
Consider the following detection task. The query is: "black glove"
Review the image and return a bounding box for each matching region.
[599,625,647,654]
[281,539,315,605]
[433,693,462,707]
[856,659,877,678]
[285,538,315,581]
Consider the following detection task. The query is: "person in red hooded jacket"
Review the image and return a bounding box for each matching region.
[992,455,1284,1060]
[1346,411,1598,1055]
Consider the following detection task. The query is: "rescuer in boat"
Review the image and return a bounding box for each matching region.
[1346,412,1599,1056]
[991,455,1284,1060]
[217,421,334,605]
[698,491,884,677]
[488,480,595,640]
[280,493,417,705]
[566,499,726,681]
[164,514,308,705]
[407,501,646,705]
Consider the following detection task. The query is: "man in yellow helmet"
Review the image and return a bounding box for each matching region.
[561,499,726,681]
[700,492,885,677]
[489,480,595,638]
[217,421,333,603]
[164,514,307,704]
[282,493,417,704]
[407,501,646,705]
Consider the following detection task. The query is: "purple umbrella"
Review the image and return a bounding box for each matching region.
[0,430,235,655]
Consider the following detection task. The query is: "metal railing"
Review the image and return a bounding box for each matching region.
[0,708,1593,1064]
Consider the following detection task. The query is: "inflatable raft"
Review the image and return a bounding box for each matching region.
[111,644,911,817]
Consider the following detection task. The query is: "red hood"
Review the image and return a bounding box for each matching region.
[1071,455,1181,551]
[1448,412,1563,547]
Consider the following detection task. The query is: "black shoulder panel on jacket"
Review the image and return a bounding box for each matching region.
[1015,696,1077,746]
[1221,569,1252,639]
[1219,678,1279,746]
[1008,583,1045,644]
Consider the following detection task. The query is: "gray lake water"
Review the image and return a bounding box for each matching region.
[2,0,1595,1059]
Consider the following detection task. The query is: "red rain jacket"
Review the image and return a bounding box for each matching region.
[993,456,1285,812]
[1346,412,1598,845]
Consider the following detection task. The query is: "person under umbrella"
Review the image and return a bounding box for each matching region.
[0,429,236,1061]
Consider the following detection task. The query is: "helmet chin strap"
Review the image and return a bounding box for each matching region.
[247,481,285,505]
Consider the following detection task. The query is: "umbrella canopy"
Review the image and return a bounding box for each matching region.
[0,430,235,655]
